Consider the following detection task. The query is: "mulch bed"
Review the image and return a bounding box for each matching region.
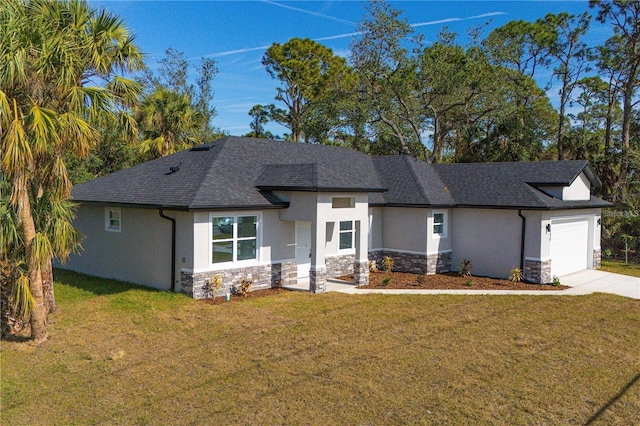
[199,288,286,304]
[338,271,568,291]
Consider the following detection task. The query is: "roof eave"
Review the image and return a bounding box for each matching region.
[256,185,388,193]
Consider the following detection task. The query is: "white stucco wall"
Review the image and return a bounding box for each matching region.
[380,207,428,253]
[62,205,173,290]
[563,173,591,200]
[540,172,591,201]
[427,208,452,254]
[369,207,383,250]
[451,208,522,279]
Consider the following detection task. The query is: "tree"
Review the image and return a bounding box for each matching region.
[349,0,425,157]
[245,105,278,139]
[135,87,200,157]
[143,48,221,143]
[541,12,591,160]
[0,0,143,341]
[590,0,640,199]
[262,37,353,143]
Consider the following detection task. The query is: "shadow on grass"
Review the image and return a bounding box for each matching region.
[53,268,169,297]
[585,371,640,425]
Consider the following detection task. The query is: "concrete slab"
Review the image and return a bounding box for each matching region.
[557,269,640,299]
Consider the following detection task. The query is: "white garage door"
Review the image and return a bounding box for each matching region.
[550,218,589,277]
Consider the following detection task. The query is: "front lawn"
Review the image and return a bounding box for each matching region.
[2,269,639,425]
[601,259,640,278]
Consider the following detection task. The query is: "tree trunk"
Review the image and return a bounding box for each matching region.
[602,93,614,199]
[42,257,57,314]
[16,182,48,343]
[619,79,633,197]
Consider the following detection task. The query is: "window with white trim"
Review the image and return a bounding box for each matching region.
[211,215,258,264]
[433,211,447,238]
[105,207,121,232]
[339,220,354,250]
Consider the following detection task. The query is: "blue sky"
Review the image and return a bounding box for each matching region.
[89,1,611,136]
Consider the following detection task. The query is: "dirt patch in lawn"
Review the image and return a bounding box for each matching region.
[199,287,287,304]
[338,271,569,291]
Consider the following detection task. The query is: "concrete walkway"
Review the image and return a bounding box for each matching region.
[315,270,639,300]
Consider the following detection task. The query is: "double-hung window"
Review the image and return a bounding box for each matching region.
[212,215,258,264]
[339,220,354,250]
[432,211,447,238]
[105,207,121,233]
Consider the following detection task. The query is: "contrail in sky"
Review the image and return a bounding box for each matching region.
[206,11,507,58]
[262,0,356,26]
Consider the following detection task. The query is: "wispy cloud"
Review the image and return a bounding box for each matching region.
[261,0,356,26]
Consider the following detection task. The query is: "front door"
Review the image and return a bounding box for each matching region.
[295,221,312,278]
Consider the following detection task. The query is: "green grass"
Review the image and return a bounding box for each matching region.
[601,259,640,278]
[2,270,639,425]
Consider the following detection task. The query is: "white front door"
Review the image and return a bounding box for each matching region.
[550,218,589,277]
[295,221,312,278]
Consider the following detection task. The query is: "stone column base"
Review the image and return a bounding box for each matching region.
[310,266,327,293]
[593,248,601,269]
[353,260,369,286]
[524,259,552,284]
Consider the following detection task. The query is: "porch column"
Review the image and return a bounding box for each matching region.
[353,220,369,286]
[310,220,327,293]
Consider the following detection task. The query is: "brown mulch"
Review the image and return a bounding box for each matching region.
[199,288,287,304]
[339,271,568,291]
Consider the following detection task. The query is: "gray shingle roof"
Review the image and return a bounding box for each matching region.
[431,160,611,209]
[72,137,611,211]
[72,136,385,210]
[369,156,454,206]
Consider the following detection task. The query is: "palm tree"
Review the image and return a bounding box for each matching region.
[135,86,200,157]
[0,0,143,342]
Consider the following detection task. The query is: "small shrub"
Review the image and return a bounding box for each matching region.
[382,256,394,273]
[465,278,473,287]
[603,248,613,259]
[204,274,223,298]
[459,259,472,276]
[552,276,561,287]
[381,276,392,287]
[509,268,523,283]
[416,275,426,286]
[236,277,253,296]
[369,260,379,273]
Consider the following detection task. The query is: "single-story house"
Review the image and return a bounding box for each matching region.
[64,136,611,297]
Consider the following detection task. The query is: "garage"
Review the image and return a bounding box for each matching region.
[550,217,590,277]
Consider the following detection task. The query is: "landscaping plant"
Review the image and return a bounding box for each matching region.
[236,277,253,297]
[509,268,524,283]
[459,259,472,276]
[382,256,394,273]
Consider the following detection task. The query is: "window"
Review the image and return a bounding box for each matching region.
[332,197,354,208]
[433,211,447,238]
[212,215,257,264]
[105,207,121,232]
[339,221,354,250]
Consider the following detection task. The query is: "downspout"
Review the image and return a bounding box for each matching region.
[159,209,176,292]
[518,210,526,272]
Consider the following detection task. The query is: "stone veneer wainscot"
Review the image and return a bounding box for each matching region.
[181,261,297,299]
[369,250,452,274]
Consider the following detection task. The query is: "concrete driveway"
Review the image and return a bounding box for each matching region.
[557,269,640,299]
